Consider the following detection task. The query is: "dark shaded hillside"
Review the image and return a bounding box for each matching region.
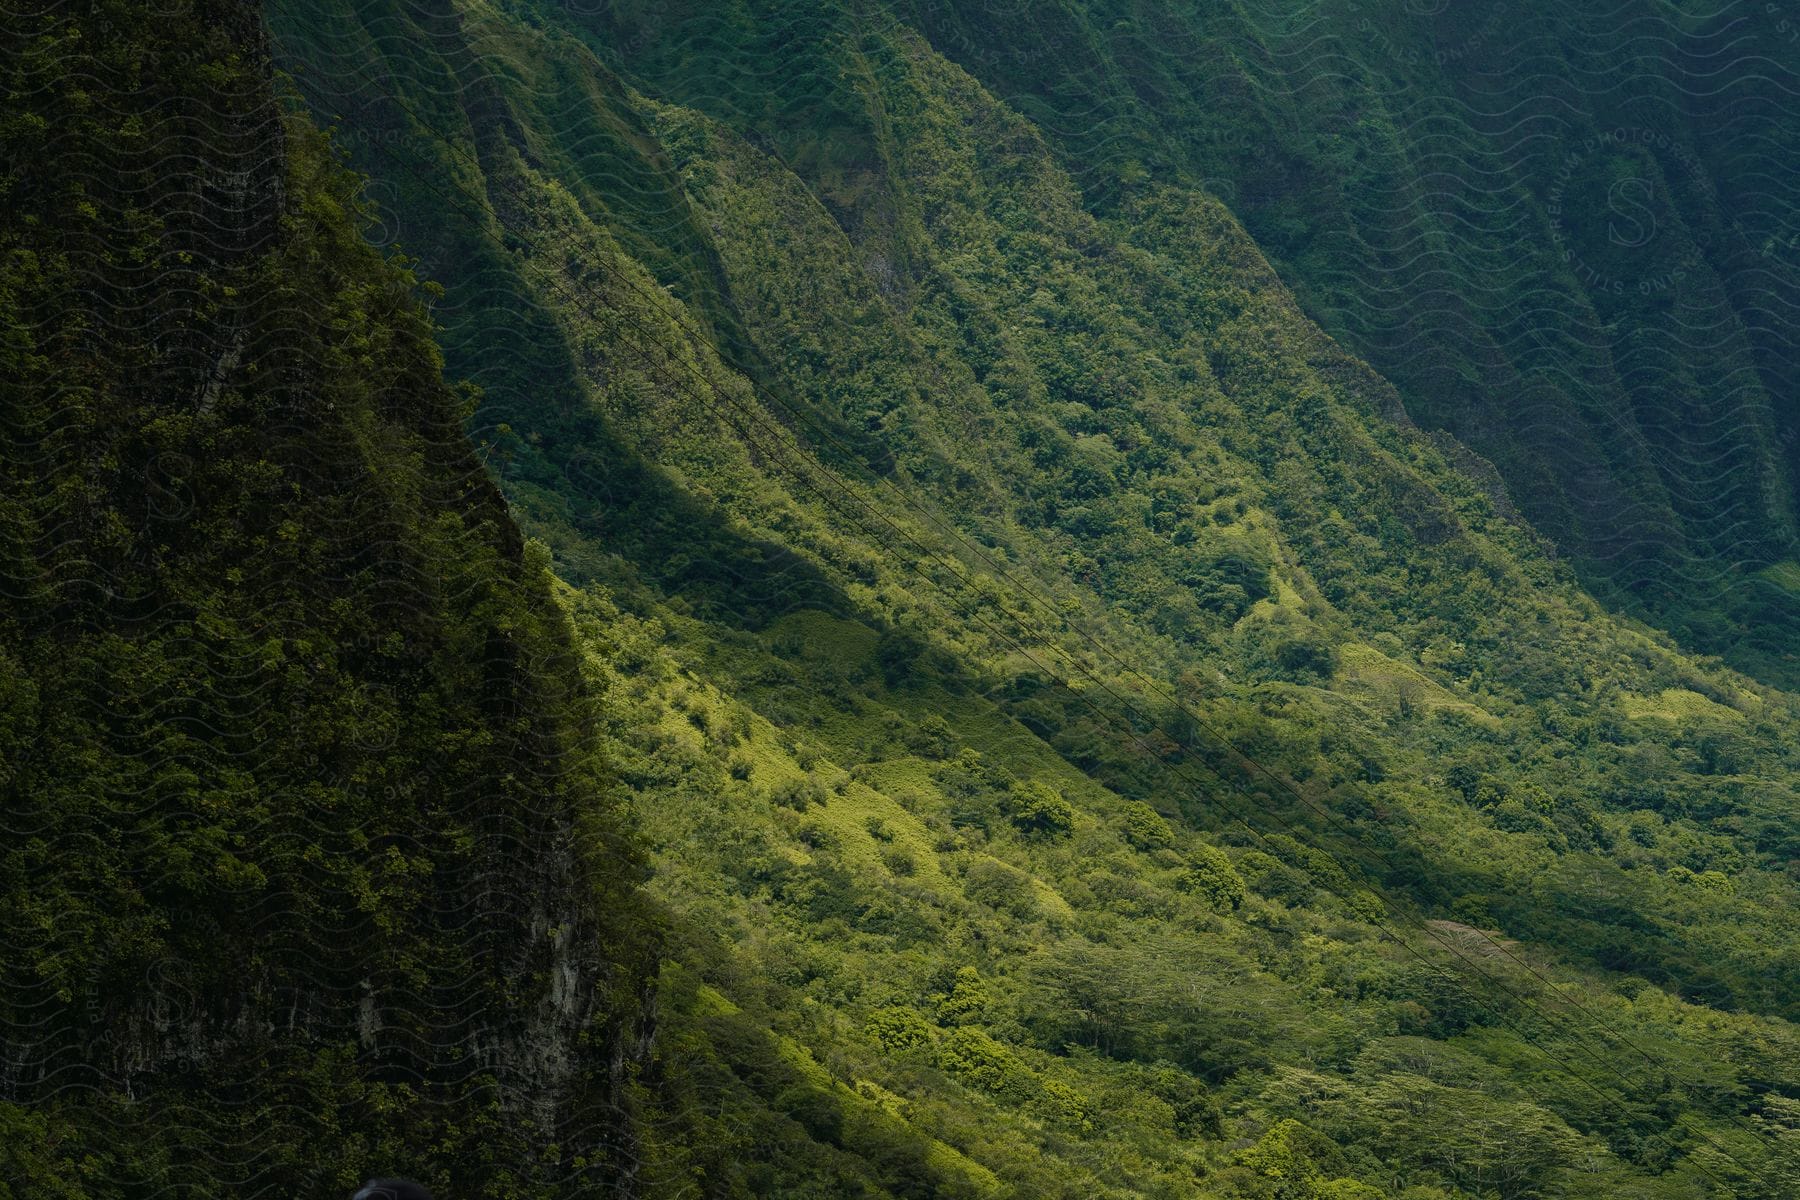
[0,3,654,1195]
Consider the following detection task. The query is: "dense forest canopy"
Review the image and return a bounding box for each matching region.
[0,4,653,1194]
[4,1,1799,1197]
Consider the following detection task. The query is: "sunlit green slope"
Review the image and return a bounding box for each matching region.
[268,2,1800,1196]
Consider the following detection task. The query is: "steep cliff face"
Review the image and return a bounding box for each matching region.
[0,3,655,1195]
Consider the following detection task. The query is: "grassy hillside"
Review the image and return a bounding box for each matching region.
[0,4,655,1195]
[266,3,1800,1196]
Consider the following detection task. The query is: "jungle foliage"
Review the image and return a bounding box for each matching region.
[0,4,653,1196]
[262,1,1800,1195]
[5,1,1799,1198]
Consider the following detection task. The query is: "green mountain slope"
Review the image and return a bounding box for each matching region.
[7,0,1796,1196]
[570,0,1800,684]
[266,3,1800,1197]
[0,4,654,1196]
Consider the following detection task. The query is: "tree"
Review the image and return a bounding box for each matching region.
[1006,779,1075,837]
[1178,843,1247,912]
[1122,800,1174,850]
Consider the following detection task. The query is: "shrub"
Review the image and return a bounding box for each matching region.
[772,776,828,811]
[935,966,992,1025]
[882,846,917,876]
[1006,779,1075,837]
[1185,549,1271,619]
[1242,854,1313,905]
[936,1027,1031,1101]
[796,821,837,850]
[1122,800,1173,850]
[865,1005,932,1053]
[1035,1077,1092,1132]
[1177,843,1247,912]
[876,628,927,686]
[1275,634,1338,679]
[964,857,1038,917]
[908,713,957,759]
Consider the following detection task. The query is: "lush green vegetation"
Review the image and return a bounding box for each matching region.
[0,5,653,1196]
[257,2,1800,1196]
[607,0,1800,686]
[8,0,1800,1197]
